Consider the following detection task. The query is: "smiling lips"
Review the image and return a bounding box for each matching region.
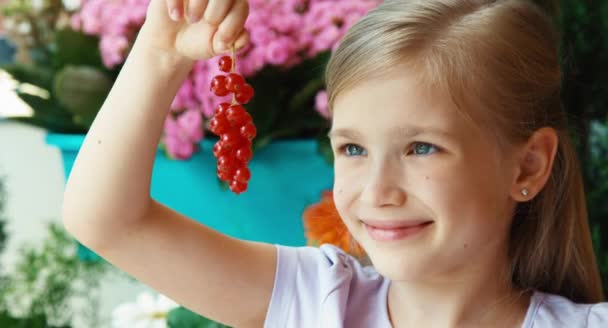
[362,219,433,241]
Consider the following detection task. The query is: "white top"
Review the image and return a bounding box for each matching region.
[264,243,608,327]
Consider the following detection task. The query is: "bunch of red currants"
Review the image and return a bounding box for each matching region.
[209,53,256,194]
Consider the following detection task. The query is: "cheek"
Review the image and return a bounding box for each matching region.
[408,161,461,207]
[332,160,363,193]
[426,161,511,241]
[332,183,348,212]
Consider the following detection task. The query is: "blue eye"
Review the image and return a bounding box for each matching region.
[411,142,438,156]
[340,144,367,157]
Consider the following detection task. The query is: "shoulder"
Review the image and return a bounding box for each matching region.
[264,243,388,328]
[275,243,382,281]
[529,291,608,327]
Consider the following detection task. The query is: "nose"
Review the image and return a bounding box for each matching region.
[359,159,407,207]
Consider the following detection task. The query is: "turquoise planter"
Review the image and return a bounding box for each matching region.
[46,133,334,261]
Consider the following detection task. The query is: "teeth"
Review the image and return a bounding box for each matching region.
[373,228,403,239]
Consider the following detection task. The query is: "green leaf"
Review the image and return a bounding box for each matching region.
[167,307,231,328]
[1,63,54,91]
[288,77,325,113]
[8,114,85,134]
[288,51,331,84]
[14,92,67,116]
[53,65,112,126]
[243,66,288,136]
[53,28,104,69]
[0,309,69,328]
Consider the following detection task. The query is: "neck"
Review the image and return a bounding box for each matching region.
[387,254,531,327]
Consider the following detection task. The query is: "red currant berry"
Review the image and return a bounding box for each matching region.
[235,147,253,162]
[235,84,254,104]
[215,102,231,116]
[234,166,251,183]
[226,73,245,93]
[240,122,257,140]
[221,131,241,149]
[230,180,248,194]
[218,56,232,73]
[213,141,230,158]
[227,105,251,126]
[240,137,252,148]
[217,169,232,182]
[217,155,238,174]
[209,115,230,135]
[211,75,229,96]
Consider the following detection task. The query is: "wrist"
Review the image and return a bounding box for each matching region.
[131,25,196,75]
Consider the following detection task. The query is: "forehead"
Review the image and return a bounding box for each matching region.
[331,71,469,137]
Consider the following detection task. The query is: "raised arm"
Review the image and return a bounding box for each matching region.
[62,1,276,326]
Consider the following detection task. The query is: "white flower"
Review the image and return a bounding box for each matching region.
[62,0,81,11]
[111,292,179,328]
[30,0,45,12]
[16,21,31,34]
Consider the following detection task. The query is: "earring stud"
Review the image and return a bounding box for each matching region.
[521,188,529,197]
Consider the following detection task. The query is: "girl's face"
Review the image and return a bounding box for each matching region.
[330,70,518,282]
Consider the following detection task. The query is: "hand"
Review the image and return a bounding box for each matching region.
[138,0,250,62]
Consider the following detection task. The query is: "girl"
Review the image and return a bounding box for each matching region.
[62,0,608,326]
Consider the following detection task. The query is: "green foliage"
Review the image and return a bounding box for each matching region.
[0,223,108,327]
[53,65,113,127]
[588,120,608,287]
[0,176,7,255]
[1,27,117,134]
[535,0,608,295]
[0,310,70,328]
[167,307,232,328]
[555,0,608,294]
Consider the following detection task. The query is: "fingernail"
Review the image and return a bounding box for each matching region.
[169,8,180,21]
[187,13,201,24]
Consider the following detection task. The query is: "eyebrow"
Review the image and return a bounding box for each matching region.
[327,126,453,140]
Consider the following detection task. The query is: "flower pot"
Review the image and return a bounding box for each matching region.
[46,133,333,261]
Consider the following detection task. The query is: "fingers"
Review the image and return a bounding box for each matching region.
[233,29,250,51]
[213,0,249,51]
[203,0,234,26]
[166,0,182,21]
[212,28,249,57]
[185,0,209,24]
[169,0,244,29]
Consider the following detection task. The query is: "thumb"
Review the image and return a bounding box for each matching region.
[234,29,250,51]
[211,29,250,57]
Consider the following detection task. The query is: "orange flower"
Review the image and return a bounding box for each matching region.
[303,191,366,258]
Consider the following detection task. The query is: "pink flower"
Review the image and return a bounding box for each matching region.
[315,90,331,119]
[162,109,204,159]
[310,26,341,57]
[72,0,382,160]
[75,0,148,68]
[177,108,204,142]
[265,37,294,66]
[99,35,129,68]
[163,136,196,160]
[70,14,82,30]
[171,79,199,113]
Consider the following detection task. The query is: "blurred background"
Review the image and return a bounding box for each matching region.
[0,0,606,327]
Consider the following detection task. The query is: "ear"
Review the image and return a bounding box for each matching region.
[510,127,559,202]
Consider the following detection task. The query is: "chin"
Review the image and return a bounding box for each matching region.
[362,243,434,281]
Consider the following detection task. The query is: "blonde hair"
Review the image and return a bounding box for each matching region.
[326,0,604,302]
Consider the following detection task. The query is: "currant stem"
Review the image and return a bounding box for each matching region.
[231,44,236,71]
[231,43,236,105]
